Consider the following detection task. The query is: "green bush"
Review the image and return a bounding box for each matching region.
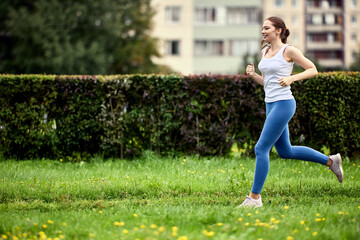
[0,72,359,160]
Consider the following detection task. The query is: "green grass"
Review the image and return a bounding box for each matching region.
[1,152,360,240]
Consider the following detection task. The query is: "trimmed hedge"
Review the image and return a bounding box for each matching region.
[0,72,359,160]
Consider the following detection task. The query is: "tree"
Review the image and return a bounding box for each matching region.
[0,0,161,74]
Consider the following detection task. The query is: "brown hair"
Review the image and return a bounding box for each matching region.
[262,16,290,48]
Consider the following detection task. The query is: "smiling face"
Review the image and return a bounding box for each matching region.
[262,20,281,42]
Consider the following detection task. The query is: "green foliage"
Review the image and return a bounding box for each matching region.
[0,0,160,74]
[0,72,359,160]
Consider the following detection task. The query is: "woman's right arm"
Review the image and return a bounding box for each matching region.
[246,62,264,86]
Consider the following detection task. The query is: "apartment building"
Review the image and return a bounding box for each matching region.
[263,0,360,69]
[151,0,262,74]
[152,0,360,74]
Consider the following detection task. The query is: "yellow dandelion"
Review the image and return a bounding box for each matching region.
[119,221,125,226]
[293,229,298,233]
[315,218,321,222]
[172,226,178,232]
[338,212,344,215]
[172,232,178,237]
[216,223,223,226]
[245,222,250,226]
[114,222,120,226]
[133,227,139,231]
[358,206,360,209]
[322,218,326,221]
[274,220,280,224]
[12,237,18,240]
[255,219,261,223]
[2,235,8,240]
[178,236,188,240]
[286,237,294,240]
[34,223,38,226]
[59,235,64,239]
[123,230,128,234]
[140,225,146,229]
[154,231,159,236]
[247,213,252,216]
[42,224,47,229]
[158,227,165,232]
[316,213,320,216]
[22,233,27,237]
[281,215,285,218]
[270,217,276,222]
[99,211,103,214]
[284,206,289,210]
[58,231,62,234]
[150,224,157,229]
[255,211,259,214]
[305,227,310,231]
[238,218,243,222]
[207,231,215,237]
[312,232,318,236]
[258,238,263,240]
[300,221,305,225]
[89,233,95,238]
[133,214,138,217]
[62,222,67,227]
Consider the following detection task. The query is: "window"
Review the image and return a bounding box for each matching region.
[351,16,357,26]
[194,40,224,56]
[312,14,323,25]
[165,40,180,56]
[292,0,298,7]
[351,0,357,7]
[274,0,284,7]
[325,14,335,25]
[227,7,259,25]
[351,33,358,43]
[292,16,299,25]
[352,51,358,62]
[195,7,217,24]
[291,32,299,44]
[229,39,259,56]
[165,6,181,24]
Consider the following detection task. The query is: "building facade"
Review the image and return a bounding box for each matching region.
[152,0,360,74]
[151,0,262,74]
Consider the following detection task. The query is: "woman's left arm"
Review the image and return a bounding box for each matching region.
[279,46,318,87]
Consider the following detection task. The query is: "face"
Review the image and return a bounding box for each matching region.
[262,20,281,42]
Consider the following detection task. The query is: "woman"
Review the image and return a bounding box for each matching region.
[239,16,343,208]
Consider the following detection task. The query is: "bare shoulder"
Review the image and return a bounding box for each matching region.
[284,45,304,61]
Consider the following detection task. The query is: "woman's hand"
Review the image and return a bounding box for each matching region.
[246,62,255,77]
[278,76,294,87]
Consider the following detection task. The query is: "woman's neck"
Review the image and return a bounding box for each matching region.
[269,39,284,50]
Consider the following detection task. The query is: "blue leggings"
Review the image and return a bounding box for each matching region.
[251,99,328,194]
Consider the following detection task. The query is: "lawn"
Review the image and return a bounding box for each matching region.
[0,152,359,240]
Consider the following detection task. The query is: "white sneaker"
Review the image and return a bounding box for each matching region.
[329,153,344,183]
[238,195,263,208]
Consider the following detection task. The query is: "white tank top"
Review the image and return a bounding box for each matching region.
[258,44,294,103]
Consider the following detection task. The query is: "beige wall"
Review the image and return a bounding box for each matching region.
[344,0,360,67]
[151,0,194,74]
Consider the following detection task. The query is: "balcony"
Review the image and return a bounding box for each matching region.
[306,7,342,14]
[306,24,342,32]
[317,59,343,68]
[307,41,343,50]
